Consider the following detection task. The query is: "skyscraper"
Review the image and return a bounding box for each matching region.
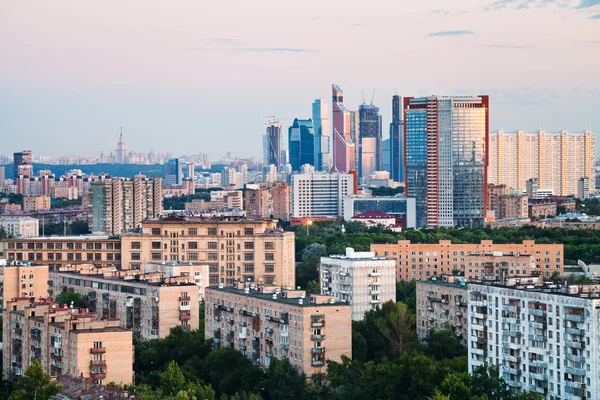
[263,118,282,168]
[0,166,5,187]
[312,99,330,171]
[115,129,127,164]
[165,158,182,186]
[13,150,32,180]
[349,110,360,170]
[390,95,404,182]
[288,118,315,172]
[358,104,382,178]
[332,84,355,172]
[404,95,489,228]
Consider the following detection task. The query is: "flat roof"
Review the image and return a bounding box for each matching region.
[206,286,349,308]
[5,235,113,241]
[468,282,600,300]
[417,279,467,290]
[53,270,198,287]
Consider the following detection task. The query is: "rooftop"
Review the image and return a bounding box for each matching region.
[352,211,394,219]
[469,281,600,300]
[207,286,348,308]
[5,234,113,241]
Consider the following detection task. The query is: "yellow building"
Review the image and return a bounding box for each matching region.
[23,195,51,212]
[1,262,49,309]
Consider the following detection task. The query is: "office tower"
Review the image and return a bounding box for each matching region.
[350,110,360,170]
[291,172,354,217]
[115,130,127,164]
[382,138,391,172]
[312,99,330,171]
[488,130,595,197]
[390,95,404,182]
[165,158,182,185]
[404,95,489,228]
[320,247,396,321]
[91,177,162,235]
[13,150,32,180]
[331,85,355,172]
[0,166,4,186]
[288,118,315,172]
[263,118,282,168]
[358,104,382,178]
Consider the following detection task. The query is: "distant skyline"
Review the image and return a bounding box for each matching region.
[1,0,599,158]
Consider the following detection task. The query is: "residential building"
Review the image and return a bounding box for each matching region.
[350,211,401,231]
[342,194,416,229]
[205,284,352,377]
[528,201,557,219]
[0,216,39,238]
[1,262,49,309]
[578,177,590,200]
[404,96,489,228]
[390,95,404,183]
[288,118,315,172]
[210,190,243,209]
[23,195,51,211]
[263,118,283,168]
[487,185,528,220]
[488,129,595,197]
[0,200,21,213]
[120,216,295,287]
[2,236,122,271]
[271,182,291,221]
[358,104,382,178]
[0,166,5,187]
[291,172,354,218]
[165,158,182,186]
[51,186,79,200]
[331,84,355,172]
[91,177,162,235]
[532,213,600,230]
[371,240,564,281]
[416,277,468,345]
[49,264,200,340]
[320,248,396,320]
[143,261,210,300]
[13,150,32,181]
[467,279,598,399]
[312,99,330,171]
[244,182,291,221]
[3,297,133,383]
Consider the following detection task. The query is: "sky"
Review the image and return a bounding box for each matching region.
[1,0,599,159]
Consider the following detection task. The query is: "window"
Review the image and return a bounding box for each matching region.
[151,242,161,249]
[265,253,275,261]
[93,341,103,348]
[188,253,198,261]
[208,228,217,236]
[244,242,254,250]
[244,228,254,235]
[152,228,161,235]
[131,242,141,249]
[94,243,102,250]
[244,253,254,261]
[265,265,275,273]
[188,228,197,235]
[151,253,162,261]
[94,253,101,261]
[264,242,274,250]
[132,253,141,261]
[244,264,255,273]
[208,252,218,261]
[188,242,198,250]
[207,242,218,249]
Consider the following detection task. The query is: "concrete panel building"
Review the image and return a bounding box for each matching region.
[0,217,39,238]
[291,172,354,218]
[1,262,49,309]
[205,284,352,377]
[320,248,396,320]
[23,195,51,212]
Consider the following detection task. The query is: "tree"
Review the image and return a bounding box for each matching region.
[263,358,305,400]
[9,360,61,400]
[437,372,471,400]
[296,243,328,289]
[549,271,562,284]
[55,291,86,308]
[305,280,320,296]
[396,280,417,313]
[470,364,512,400]
[159,361,187,395]
[424,325,467,360]
[374,301,417,359]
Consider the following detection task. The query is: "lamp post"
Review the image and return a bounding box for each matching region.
[306,220,313,236]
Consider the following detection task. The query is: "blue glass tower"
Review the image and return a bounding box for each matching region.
[288,118,315,172]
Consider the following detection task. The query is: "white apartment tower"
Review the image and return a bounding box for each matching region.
[291,172,354,218]
[320,248,396,320]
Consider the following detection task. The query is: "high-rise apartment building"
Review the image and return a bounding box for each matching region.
[320,248,396,321]
[312,100,330,171]
[115,131,127,164]
[488,130,595,197]
[358,104,382,178]
[91,177,162,235]
[0,166,5,186]
[390,95,404,182]
[244,182,291,221]
[288,118,315,172]
[165,158,182,186]
[404,95,489,228]
[332,85,355,172]
[3,297,133,383]
[291,173,354,218]
[467,279,597,399]
[263,118,283,168]
[13,150,32,181]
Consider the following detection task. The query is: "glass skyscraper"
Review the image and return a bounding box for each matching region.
[390,95,404,183]
[263,118,282,168]
[312,99,330,171]
[288,118,315,172]
[358,104,382,178]
[404,95,489,228]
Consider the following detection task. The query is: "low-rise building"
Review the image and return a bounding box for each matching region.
[1,262,49,309]
[0,216,39,238]
[49,264,200,340]
[205,284,352,377]
[468,278,598,399]
[342,194,416,229]
[23,195,51,212]
[2,297,133,384]
[320,248,396,320]
[350,211,402,231]
[416,277,468,345]
[528,201,557,219]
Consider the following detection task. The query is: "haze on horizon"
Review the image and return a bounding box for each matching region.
[1,0,599,159]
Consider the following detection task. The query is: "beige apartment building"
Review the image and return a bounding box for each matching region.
[488,130,595,197]
[23,195,51,211]
[528,201,557,219]
[2,236,122,271]
[245,182,291,221]
[416,277,468,345]
[120,216,295,288]
[487,184,528,220]
[371,240,564,281]
[1,262,49,309]
[3,297,133,385]
[49,264,200,340]
[205,284,352,377]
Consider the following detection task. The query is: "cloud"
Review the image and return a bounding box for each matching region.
[210,38,237,44]
[484,0,572,11]
[231,47,315,53]
[577,0,600,8]
[428,30,475,36]
[478,44,530,48]
[591,13,600,17]
[431,9,451,15]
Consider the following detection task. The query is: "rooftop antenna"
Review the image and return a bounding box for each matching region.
[371,88,376,105]
[120,127,123,137]
[361,90,365,105]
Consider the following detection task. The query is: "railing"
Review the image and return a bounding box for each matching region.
[311,334,325,341]
[90,348,106,354]
[564,314,585,323]
[90,360,107,367]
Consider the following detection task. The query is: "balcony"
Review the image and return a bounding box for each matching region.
[472,312,486,320]
[180,313,191,321]
[427,306,434,312]
[90,348,106,354]
[566,354,585,363]
[528,308,546,317]
[370,288,381,295]
[368,271,380,277]
[503,342,520,350]
[311,360,324,367]
[471,324,485,331]
[566,327,585,336]
[370,298,381,304]
[565,381,586,390]
[503,305,517,313]
[528,334,547,342]
[455,311,463,317]
[312,347,325,354]
[505,355,521,363]
[529,360,548,368]
[503,317,519,325]
[564,314,585,323]
[280,343,289,349]
[565,366,586,376]
[476,337,487,345]
[565,340,585,349]
[471,300,486,307]
[311,334,325,341]
[90,360,107,367]
[455,321,463,328]
[179,296,191,302]
[503,330,521,339]
[471,348,485,356]
[529,372,546,381]
[528,321,546,330]
[180,304,191,311]
[503,366,520,376]
[311,319,325,328]
[91,373,106,380]
[505,379,521,388]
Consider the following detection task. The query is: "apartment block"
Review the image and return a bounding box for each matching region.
[244,182,291,221]
[371,240,564,281]
[23,195,51,211]
[528,201,557,219]
[91,177,162,235]
[320,248,396,321]
[487,184,528,220]
[1,262,49,309]
[468,279,599,399]
[120,216,295,288]
[210,190,243,209]
[3,297,133,385]
[2,236,121,271]
[291,172,354,218]
[49,264,200,340]
[0,217,39,238]
[205,285,352,377]
[416,278,468,345]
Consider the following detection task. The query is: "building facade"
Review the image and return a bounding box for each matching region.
[320,248,396,321]
[165,158,182,186]
[13,150,32,181]
[331,84,355,172]
[263,118,283,169]
[404,96,489,228]
[358,104,382,178]
[244,182,291,221]
[291,173,354,218]
[23,195,51,211]
[0,216,39,238]
[371,240,564,281]
[342,194,417,229]
[390,95,404,183]
[205,285,352,377]
[288,118,315,172]
[312,99,330,171]
[1,262,49,309]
